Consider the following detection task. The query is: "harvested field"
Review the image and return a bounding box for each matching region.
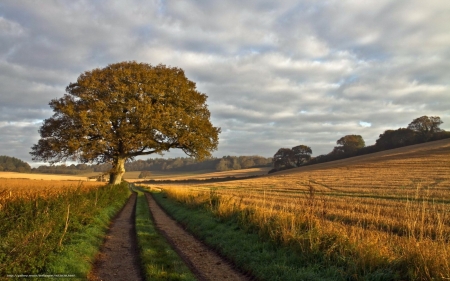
[128,167,271,183]
[154,139,450,280]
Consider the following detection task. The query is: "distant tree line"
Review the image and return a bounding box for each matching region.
[32,163,96,175]
[270,115,450,173]
[0,156,32,173]
[31,155,272,175]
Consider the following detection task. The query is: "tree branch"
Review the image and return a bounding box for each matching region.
[126,149,159,158]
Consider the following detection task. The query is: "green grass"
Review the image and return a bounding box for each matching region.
[149,190,354,281]
[134,189,197,281]
[0,183,130,279]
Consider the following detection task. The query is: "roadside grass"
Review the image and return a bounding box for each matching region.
[134,189,197,281]
[148,189,349,281]
[0,182,129,278]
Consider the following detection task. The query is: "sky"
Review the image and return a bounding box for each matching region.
[0,0,449,166]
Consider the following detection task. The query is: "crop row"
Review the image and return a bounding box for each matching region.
[160,184,450,280]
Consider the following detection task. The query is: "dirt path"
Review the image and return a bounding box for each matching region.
[88,191,250,281]
[89,193,144,281]
[145,193,251,281]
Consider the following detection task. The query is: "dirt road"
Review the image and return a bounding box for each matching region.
[89,191,250,281]
[145,193,250,281]
[89,193,144,281]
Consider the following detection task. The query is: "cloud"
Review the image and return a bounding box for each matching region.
[0,16,25,37]
[0,0,449,165]
[0,122,40,161]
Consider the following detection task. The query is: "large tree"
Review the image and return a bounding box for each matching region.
[407,115,443,141]
[31,62,220,184]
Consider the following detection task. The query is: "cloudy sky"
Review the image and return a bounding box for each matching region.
[1,0,449,166]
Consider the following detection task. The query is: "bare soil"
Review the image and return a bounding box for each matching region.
[145,193,251,281]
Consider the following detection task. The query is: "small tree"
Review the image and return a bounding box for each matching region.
[30,62,220,184]
[334,135,365,154]
[273,148,295,170]
[291,145,312,166]
[407,116,443,141]
[138,171,152,179]
[231,158,241,170]
[215,159,229,171]
[376,128,417,149]
[241,158,255,169]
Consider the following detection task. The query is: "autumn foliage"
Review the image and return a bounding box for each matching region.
[31,62,220,184]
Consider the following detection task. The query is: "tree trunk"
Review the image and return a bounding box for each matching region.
[109,157,126,185]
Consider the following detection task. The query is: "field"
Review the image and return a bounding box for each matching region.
[2,139,449,279]
[0,178,105,199]
[150,139,450,280]
[0,177,129,278]
[126,167,271,182]
[0,171,91,181]
[0,165,270,184]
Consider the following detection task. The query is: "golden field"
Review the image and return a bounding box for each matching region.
[0,171,90,181]
[146,139,450,280]
[126,167,271,183]
[0,178,105,200]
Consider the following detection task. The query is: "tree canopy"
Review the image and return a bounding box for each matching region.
[333,135,365,154]
[273,145,312,170]
[407,116,443,141]
[292,145,312,166]
[30,62,220,184]
[376,128,417,150]
[273,148,295,170]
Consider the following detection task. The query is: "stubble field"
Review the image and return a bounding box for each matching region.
[152,139,450,280]
[126,167,271,183]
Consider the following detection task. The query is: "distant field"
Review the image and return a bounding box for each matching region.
[0,171,90,181]
[0,166,271,184]
[195,138,450,195]
[127,167,271,183]
[154,139,450,279]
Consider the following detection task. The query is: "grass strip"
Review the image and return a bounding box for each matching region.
[149,191,351,281]
[1,182,130,279]
[134,190,197,281]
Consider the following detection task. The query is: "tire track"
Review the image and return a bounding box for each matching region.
[89,193,144,281]
[145,193,251,281]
